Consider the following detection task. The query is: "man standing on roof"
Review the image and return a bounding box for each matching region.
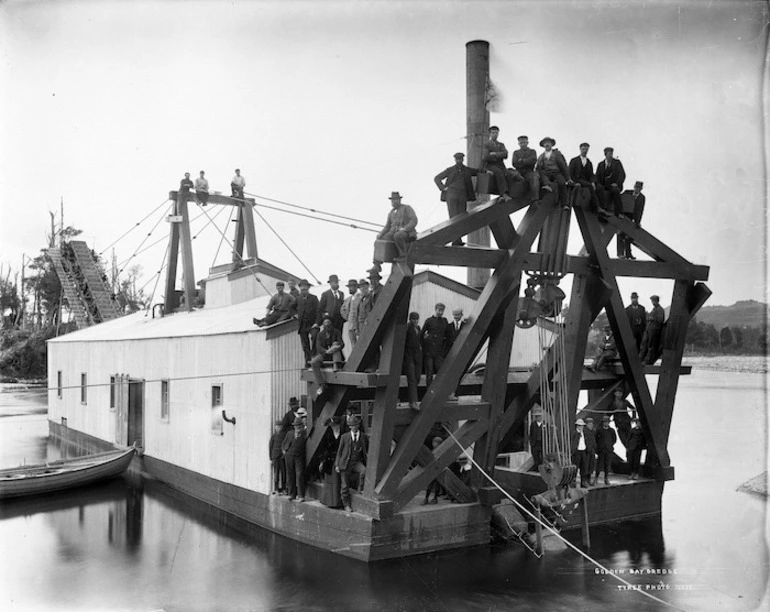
[231,168,246,199]
[639,294,665,365]
[595,147,626,216]
[317,274,345,333]
[254,281,296,327]
[625,292,647,352]
[511,135,539,202]
[374,192,418,264]
[536,137,571,208]
[421,303,450,388]
[434,152,480,246]
[295,279,319,366]
[194,170,209,206]
[482,126,510,198]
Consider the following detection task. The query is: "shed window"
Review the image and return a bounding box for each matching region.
[80,373,87,404]
[57,371,62,399]
[211,385,223,434]
[109,376,116,408]
[161,380,170,421]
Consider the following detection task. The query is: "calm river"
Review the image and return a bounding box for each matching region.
[0,370,767,611]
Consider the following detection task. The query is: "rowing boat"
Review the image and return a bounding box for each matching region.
[0,446,136,499]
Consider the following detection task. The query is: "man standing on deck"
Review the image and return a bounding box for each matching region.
[295,279,319,366]
[511,135,539,202]
[572,419,591,487]
[317,274,345,333]
[421,303,450,388]
[341,279,361,347]
[639,294,665,365]
[595,148,626,216]
[594,415,617,485]
[482,126,509,198]
[231,168,246,199]
[625,292,647,352]
[404,312,423,410]
[254,281,295,327]
[336,414,368,512]
[282,416,307,502]
[536,137,571,208]
[434,152,480,246]
[584,417,597,485]
[529,406,545,471]
[194,170,209,206]
[626,417,646,480]
[444,308,466,401]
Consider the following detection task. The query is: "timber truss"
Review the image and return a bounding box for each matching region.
[303,183,709,519]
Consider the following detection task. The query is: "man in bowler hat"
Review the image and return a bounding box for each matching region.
[375,192,418,263]
[536,136,572,207]
[295,279,319,366]
[317,274,345,333]
[281,416,307,501]
[335,414,368,512]
[625,292,647,352]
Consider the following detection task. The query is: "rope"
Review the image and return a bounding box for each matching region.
[441,426,687,612]
[99,198,170,256]
[243,190,381,229]
[212,207,234,267]
[250,206,321,285]
[143,238,170,315]
[116,202,174,275]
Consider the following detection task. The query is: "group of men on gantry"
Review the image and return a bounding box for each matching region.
[179,168,247,204]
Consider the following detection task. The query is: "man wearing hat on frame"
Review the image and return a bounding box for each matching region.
[317,274,345,333]
[295,279,319,366]
[536,137,571,207]
[617,180,646,259]
[230,168,246,199]
[254,281,296,327]
[433,152,482,245]
[481,126,510,198]
[639,294,665,365]
[375,192,418,264]
[340,278,362,347]
[511,135,540,202]
[590,323,618,372]
[595,147,626,216]
[625,292,647,352]
[568,142,599,210]
[310,317,345,395]
[335,414,368,512]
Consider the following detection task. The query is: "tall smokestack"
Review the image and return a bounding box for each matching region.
[466,40,491,290]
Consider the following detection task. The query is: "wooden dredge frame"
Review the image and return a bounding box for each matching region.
[300,185,710,519]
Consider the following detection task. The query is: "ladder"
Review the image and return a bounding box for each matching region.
[68,241,121,322]
[48,248,91,328]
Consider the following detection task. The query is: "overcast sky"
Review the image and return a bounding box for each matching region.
[0,0,767,309]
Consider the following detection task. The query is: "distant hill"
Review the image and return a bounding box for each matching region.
[691,300,768,329]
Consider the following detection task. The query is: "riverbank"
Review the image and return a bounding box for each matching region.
[683,354,768,374]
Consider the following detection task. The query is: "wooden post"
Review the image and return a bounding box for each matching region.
[163,201,181,315]
[466,40,491,290]
[535,505,543,555]
[581,500,591,548]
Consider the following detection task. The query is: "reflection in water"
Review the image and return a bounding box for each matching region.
[0,374,767,611]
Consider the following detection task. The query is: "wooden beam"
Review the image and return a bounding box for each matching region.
[393,401,491,427]
[364,282,411,496]
[169,190,256,208]
[232,204,246,262]
[605,216,696,269]
[391,418,489,511]
[304,386,354,469]
[687,282,712,319]
[574,207,669,467]
[299,370,389,387]
[610,259,710,282]
[408,244,506,268]
[414,196,528,246]
[241,202,259,260]
[163,207,181,315]
[576,381,623,420]
[177,198,196,312]
[374,201,553,499]
[490,216,517,249]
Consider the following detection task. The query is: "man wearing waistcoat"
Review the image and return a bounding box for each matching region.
[625,291,647,352]
[335,415,368,512]
[317,274,345,333]
[511,135,539,202]
[434,152,480,246]
[536,137,571,208]
[618,181,645,258]
[295,279,319,366]
[595,147,626,215]
[482,126,510,198]
[568,142,599,210]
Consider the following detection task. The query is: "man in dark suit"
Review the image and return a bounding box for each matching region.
[536,137,572,208]
[310,318,345,395]
[511,135,539,202]
[595,147,626,215]
[317,274,345,333]
[295,279,319,366]
[625,291,647,351]
[568,142,599,209]
[482,126,509,198]
[626,417,646,480]
[335,415,368,512]
[640,294,665,365]
[434,152,480,246]
[421,303,450,388]
[281,416,307,501]
[404,312,423,410]
[444,307,466,401]
[584,416,597,485]
[571,418,591,487]
[590,324,618,371]
[617,180,646,258]
[529,406,545,471]
[594,415,617,485]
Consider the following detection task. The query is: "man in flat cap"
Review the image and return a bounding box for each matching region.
[254,281,296,327]
[625,292,647,352]
[317,274,345,333]
[340,279,361,347]
[295,279,319,366]
[536,137,572,207]
[511,135,540,202]
[594,415,617,486]
[404,312,423,410]
[595,147,626,216]
[434,152,482,246]
[639,294,665,365]
[482,126,510,198]
[375,192,418,264]
[194,170,209,206]
[568,142,599,209]
[421,303,450,388]
[335,414,368,512]
[590,324,618,372]
[572,418,591,487]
